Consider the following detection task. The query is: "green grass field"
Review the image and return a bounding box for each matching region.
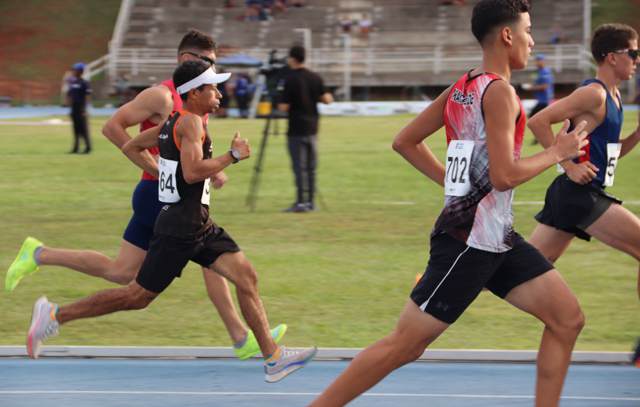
[0,112,638,351]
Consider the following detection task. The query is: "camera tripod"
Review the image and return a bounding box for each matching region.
[245,111,327,212]
[245,111,280,211]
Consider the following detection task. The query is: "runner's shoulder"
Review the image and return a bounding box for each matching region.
[483,79,519,112]
[131,85,173,112]
[175,112,204,136]
[572,84,607,109]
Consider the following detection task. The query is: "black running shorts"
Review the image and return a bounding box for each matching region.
[410,232,553,324]
[535,174,622,241]
[136,224,241,293]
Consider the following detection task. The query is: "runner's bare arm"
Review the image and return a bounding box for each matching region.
[178,115,250,184]
[620,119,640,157]
[102,86,173,148]
[485,80,588,191]
[528,85,603,150]
[392,86,450,186]
[527,85,604,183]
[121,125,163,177]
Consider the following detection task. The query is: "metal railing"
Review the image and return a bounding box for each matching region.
[108,0,135,81]
[84,54,110,80]
[89,43,594,94]
[103,43,591,85]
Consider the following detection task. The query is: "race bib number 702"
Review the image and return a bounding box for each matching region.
[445,140,474,197]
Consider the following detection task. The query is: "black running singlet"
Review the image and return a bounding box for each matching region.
[154,110,213,238]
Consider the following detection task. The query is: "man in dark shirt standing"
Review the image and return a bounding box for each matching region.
[67,62,92,154]
[278,45,333,212]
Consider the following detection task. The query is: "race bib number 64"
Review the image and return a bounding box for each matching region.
[158,157,181,203]
[445,140,474,197]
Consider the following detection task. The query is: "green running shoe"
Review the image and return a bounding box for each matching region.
[5,237,43,292]
[235,323,288,360]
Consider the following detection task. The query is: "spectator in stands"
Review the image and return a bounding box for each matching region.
[67,62,92,154]
[242,0,287,21]
[523,54,554,144]
[550,25,565,44]
[234,73,253,118]
[359,15,373,38]
[339,15,353,33]
[244,0,261,21]
[258,0,270,20]
[277,45,333,213]
[271,0,287,14]
[290,0,304,7]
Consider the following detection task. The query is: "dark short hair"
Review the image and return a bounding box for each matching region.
[591,23,639,63]
[289,45,305,63]
[177,29,217,53]
[471,0,530,44]
[173,60,210,101]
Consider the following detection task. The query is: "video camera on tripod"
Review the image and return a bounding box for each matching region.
[246,50,290,211]
[260,49,290,106]
[246,48,328,212]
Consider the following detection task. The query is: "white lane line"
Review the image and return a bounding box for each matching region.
[352,200,640,206]
[0,391,637,401]
[367,201,417,205]
[510,200,640,206]
[0,119,70,126]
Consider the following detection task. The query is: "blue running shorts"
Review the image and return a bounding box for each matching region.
[123,180,164,250]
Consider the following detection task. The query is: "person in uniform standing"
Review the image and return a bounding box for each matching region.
[67,62,92,154]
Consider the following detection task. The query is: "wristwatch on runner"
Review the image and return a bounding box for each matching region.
[229,149,240,164]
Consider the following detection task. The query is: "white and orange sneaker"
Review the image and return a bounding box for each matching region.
[264,346,317,383]
[27,296,59,359]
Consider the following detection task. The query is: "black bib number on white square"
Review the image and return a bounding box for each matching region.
[159,157,180,203]
[604,143,621,187]
[445,140,474,197]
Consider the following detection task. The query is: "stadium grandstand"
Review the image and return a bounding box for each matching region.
[93,0,592,98]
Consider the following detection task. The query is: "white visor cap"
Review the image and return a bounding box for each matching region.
[176,67,231,95]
